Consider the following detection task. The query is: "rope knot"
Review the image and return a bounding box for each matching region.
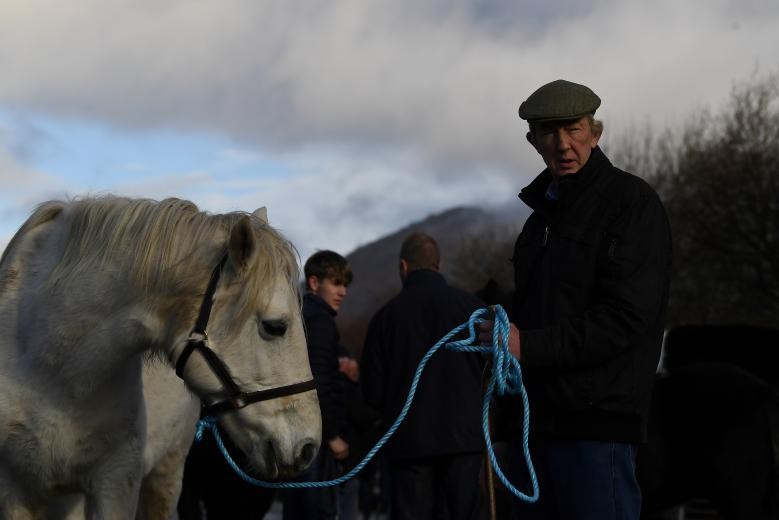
[487,305,524,397]
[444,305,524,397]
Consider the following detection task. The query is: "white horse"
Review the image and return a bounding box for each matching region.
[0,197,321,519]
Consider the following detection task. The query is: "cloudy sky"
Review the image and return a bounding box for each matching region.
[1,0,777,263]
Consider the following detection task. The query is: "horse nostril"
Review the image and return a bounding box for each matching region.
[296,441,318,472]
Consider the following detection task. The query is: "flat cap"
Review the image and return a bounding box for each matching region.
[518,79,601,122]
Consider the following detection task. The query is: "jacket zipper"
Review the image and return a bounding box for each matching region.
[514,224,550,312]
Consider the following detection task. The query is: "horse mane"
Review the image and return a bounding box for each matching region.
[44,195,301,331]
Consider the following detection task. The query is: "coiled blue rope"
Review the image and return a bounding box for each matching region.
[195,304,539,502]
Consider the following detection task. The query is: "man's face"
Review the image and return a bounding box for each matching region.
[528,116,601,177]
[308,276,348,312]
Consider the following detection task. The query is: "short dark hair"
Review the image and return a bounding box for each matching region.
[400,232,440,271]
[304,250,352,287]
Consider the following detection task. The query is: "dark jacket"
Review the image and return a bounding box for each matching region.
[360,269,486,460]
[335,345,383,471]
[303,293,345,443]
[509,146,671,443]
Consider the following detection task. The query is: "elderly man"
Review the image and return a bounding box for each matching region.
[483,79,672,519]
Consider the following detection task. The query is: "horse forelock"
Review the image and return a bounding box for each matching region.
[43,197,301,329]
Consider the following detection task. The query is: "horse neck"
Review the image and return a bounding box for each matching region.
[18,253,195,400]
[26,287,164,397]
[1,214,210,401]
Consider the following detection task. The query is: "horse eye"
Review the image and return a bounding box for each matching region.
[261,319,288,337]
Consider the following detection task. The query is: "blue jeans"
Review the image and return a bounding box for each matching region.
[502,436,641,520]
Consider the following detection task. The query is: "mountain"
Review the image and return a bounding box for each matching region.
[336,203,529,355]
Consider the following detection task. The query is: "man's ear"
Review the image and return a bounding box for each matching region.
[307,275,320,294]
[526,131,536,148]
[591,128,603,148]
[399,259,410,280]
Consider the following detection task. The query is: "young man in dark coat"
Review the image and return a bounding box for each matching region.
[283,250,352,520]
[482,79,672,519]
[361,232,489,520]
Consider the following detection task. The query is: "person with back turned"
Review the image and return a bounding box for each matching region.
[361,232,489,519]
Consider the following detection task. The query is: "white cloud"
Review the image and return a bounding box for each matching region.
[239,151,519,262]
[1,0,777,257]
[0,144,67,253]
[89,147,519,263]
[0,0,776,174]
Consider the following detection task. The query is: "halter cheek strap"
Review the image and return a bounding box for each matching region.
[175,254,227,379]
[174,254,316,415]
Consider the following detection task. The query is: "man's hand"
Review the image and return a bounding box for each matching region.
[338,356,360,383]
[479,319,521,361]
[328,436,350,460]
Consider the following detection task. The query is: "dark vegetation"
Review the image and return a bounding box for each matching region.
[617,73,779,519]
[611,72,779,327]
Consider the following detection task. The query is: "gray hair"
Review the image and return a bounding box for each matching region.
[587,113,604,134]
[528,113,604,135]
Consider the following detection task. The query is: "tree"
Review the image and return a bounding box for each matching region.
[449,225,518,305]
[612,73,779,326]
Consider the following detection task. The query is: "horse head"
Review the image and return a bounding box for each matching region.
[173,212,321,480]
[0,197,322,518]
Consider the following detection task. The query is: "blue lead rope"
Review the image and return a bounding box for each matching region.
[195,304,539,502]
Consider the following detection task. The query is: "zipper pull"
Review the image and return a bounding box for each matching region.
[542,226,550,247]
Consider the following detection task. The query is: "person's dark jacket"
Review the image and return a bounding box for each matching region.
[303,293,345,444]
[360,269,486,460]
[335,345,383,471]
[508,146,672,444]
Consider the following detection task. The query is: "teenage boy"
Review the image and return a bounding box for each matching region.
[283,250,353,520]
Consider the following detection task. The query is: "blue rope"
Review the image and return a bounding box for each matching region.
[195,304,539,502]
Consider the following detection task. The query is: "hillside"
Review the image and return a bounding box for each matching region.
[336,203,529,355]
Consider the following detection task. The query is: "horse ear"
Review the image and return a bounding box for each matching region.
[253,207,268,224]
[228,216,256,271]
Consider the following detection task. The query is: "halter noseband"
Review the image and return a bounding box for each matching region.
[174,254,316,416]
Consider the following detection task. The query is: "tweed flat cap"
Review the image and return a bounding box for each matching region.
[518,79,601,122]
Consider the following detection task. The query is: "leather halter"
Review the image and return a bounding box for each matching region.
[174,254,316,416]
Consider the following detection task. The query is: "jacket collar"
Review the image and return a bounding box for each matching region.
[519,146,611,212]
[402,268,447,289]
[304,292,337,316]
